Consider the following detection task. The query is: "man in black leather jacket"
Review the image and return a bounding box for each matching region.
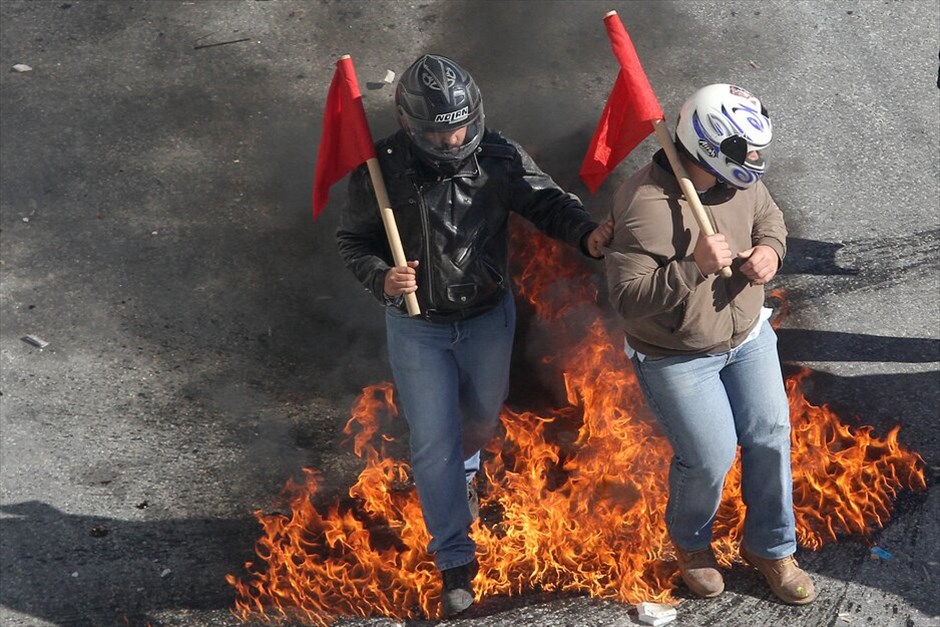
[336,54,612,616]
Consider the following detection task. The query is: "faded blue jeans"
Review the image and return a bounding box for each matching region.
[385,291,515,571]
[631,321,796,559]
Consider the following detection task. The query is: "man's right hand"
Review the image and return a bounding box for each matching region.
[693,233,732,276]
[384,260,419,296]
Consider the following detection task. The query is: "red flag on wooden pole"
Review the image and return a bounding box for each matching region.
[312,56,377,218]
[584,11,732,277]
[311,55,422,313]
[579,11,664,194]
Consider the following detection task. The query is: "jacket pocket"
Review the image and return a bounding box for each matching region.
[645,302,685,338]
[671,301,688,333]
[452,222,485,269]
[446,283,478,305]
[669,284,732,351]
[481,258,504,287]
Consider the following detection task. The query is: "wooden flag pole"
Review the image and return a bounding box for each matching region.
[599,11,732,278]
[364,157,421,315]
[338,54,420,315]
[652,118,734,278]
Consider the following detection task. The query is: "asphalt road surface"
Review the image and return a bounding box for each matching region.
[1,1,938,626]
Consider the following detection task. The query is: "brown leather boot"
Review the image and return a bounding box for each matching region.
[741,546,817,605]
[674,546,725,598]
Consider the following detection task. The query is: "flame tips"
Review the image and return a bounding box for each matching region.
[229,229,925,624]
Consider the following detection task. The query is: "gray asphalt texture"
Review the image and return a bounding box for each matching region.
[1,1,938,626]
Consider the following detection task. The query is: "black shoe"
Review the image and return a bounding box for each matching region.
[441,559,479,616]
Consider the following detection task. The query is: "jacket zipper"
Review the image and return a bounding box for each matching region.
[414,182,437,310]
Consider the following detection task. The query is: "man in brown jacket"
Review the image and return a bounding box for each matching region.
[605,84,816,605]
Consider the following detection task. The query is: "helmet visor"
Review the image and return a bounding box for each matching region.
[402,106,484,163]
[720,135,767,165]
[720,134,768,175]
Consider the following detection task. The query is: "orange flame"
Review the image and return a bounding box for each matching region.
[227,219,926,623]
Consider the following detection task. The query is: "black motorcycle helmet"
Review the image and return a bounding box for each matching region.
[395,54,485,171]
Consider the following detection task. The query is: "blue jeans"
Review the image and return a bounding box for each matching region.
[631,321,796,559]
[385,291,515,571]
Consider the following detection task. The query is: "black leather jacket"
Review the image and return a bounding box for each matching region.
[336,129,599,320]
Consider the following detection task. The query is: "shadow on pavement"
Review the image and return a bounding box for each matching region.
[0,501,258,626]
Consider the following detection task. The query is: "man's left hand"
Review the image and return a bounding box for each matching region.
[586,220,614,258]
[737,245,780,285]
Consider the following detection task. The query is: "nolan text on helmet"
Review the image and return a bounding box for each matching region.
[434,107,469,124]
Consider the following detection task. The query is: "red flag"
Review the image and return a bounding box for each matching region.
[312,56,377,218]
[579,12,665,194]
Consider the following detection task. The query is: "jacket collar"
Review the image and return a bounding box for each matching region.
[389,131,481,180]
[650,149,737,205]
[411,151,480,180]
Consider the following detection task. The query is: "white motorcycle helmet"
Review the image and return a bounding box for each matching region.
[675,84,772,190]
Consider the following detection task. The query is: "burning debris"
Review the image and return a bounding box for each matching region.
[226,222,926,624]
